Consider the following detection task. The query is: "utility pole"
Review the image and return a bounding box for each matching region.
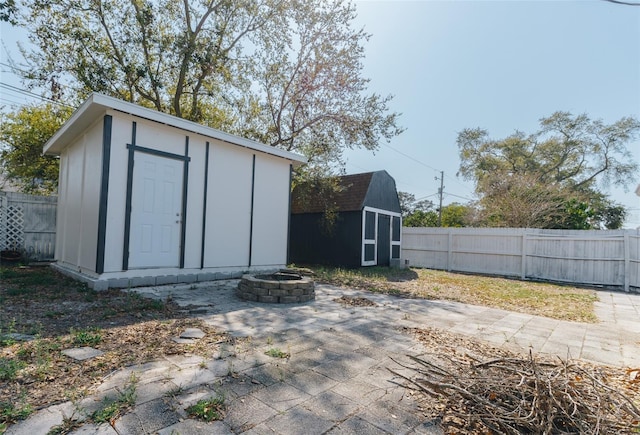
[437,171,444,227]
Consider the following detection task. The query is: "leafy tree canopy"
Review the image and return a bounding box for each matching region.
[457,112,639,229]
[14,0,402,175]
[0,104,72,194]
[399,193,471,228]
[398,191,434,217]
[0,0,16,23]
[403,209,438,227]
[440,203,469,228]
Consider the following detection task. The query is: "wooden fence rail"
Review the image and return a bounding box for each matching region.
[401,227,640,292]
[0,191,57,261]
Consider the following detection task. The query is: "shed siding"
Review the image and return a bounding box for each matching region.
[251,153,291,266]
[77,122,103,271]
[56,118,103,274]
[290,212,362,267]
[203,141,253,267]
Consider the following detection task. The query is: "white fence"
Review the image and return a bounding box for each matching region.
[402,227,640,292]
[0,191,57,260]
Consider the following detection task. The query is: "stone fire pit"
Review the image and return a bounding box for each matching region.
[237,270,315,303]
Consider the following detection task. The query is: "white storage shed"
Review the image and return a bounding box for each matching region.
[44,93,306,290]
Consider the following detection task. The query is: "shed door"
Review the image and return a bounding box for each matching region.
[129,153,183,269]
[377,214,391,266]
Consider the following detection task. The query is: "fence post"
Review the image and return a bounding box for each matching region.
[521,230,527,280]
[447,229,452,272]
[624,233,630,292]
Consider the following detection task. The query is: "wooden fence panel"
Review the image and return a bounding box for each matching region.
[450,229,523,277]
[402,227,640,292]
[402,229,449,270]
[0,191,57,260]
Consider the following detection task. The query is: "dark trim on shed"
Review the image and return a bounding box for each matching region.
[122,121,137,271]
[248,154,256,267]
[127,144,190,162]
[179,137,189,269]
[286,164,293,264]
[95,114,112,274]
[200,142,210,269]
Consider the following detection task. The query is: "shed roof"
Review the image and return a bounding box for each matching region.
[43,93,307,165]
[291,170,400,214]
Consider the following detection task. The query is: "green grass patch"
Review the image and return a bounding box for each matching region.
[0,267,54,287]
[123,292,166,312]
[4,287,36,297]
[0,268,21,280]
[0,357,26,381]
[0,336,16,347]
[264,348,290,359]
[71,328,102,346]
[0,400,32,427]
[186,395,226,422]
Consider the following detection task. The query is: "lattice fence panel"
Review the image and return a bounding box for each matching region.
[0,194,6,250]
[1,205,24,250]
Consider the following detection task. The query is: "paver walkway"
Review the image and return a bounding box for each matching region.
[7,280,640,434]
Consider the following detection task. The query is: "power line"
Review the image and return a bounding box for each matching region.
[443,192,475,202]
[0,82,73,108]
[380,143,478,197]
[0,61,30,75]
[602,0,640,5]
[415,193,438,201]
[381,143,442,174]
[0,96,28,107]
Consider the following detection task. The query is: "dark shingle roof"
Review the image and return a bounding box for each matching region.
[291,172,375,214]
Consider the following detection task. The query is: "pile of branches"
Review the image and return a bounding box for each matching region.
[390,351,640,434]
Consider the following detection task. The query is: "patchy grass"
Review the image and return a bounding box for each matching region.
[0,265,231,431]
[71,328,103,347]
[310,266,599,323]
[186,394,226,422]
[0,358,25,381]
[0,400,32,428]
[91,374,138,424]
[45,412,83,435]
[264,348,290,359]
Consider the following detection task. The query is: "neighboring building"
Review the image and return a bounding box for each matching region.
[289,170,402,267]
[0,173,21,193]
[43,93,306,290]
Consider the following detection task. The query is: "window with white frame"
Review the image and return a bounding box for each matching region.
[362,210,376,266]
[361,207,402,266]
[391,216,401,259]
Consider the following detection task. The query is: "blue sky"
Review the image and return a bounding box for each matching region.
[1,0,639,226]
[347,0,640,227]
